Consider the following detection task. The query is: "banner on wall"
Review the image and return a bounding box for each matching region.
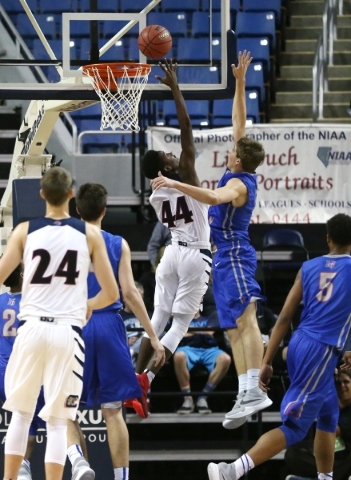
[147,124,351,224]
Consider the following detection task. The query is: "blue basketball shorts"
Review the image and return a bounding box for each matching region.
[0,367,45,435]
[82,311,142,406]
[212,244,263,328]
[176,346,226,373]
[280,330,340,446]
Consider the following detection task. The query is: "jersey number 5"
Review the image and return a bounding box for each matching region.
[316,272,337,302]
[31,249,79,285]
[162,196,193,228]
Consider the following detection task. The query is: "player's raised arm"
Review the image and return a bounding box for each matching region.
[155,59,199,187]
[0,222,28,285]
[232,50,252,145]
[86,224,119,313]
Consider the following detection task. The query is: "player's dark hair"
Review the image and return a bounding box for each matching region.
[4,263,22,289]
[236,137,265,172]
[141,150,163,179]
[326,213,351,246]
[76,183,108,221]
[41,167,73,206]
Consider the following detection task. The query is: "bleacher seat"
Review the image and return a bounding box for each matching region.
[191,11,221,37]
[1,0,37,14]
[162,100,210,127]
[40,0,78,13]
[235,11,276,51]
[177,66,219,84]
[79,38,126,61]
[147,65,166,84]
[246,62,265,104]
[161,0,200,13]
[201,0,222,11]
[70,102,102,119]
[102,20,138,38]
[245,90,260,123]
[177,37,211,62]
[32,38,63,59]
[69,19,91,38]
[79,119,121,153]
[147,12,187,37]
[119,0,156,12]
[78,0,118,12]
[211,98,232,127]
[16,13,58,39]
[242,0,282,25]
[236,37,270,80]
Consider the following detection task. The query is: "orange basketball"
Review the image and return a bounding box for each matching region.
[138,25,172,59]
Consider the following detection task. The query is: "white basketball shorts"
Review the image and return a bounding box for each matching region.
[154,244,212,315]
[4,320,84,421]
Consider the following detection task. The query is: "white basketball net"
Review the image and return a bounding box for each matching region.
[84,64,150,132]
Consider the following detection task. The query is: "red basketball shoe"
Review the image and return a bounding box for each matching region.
[124,373,150,418]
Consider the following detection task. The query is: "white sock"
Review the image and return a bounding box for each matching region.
[247,369,260,390]
[114,467,129,480]
[21,459,31,470]
[238,374,247,394]
[67,444,84,465]
[232,454,255,478]
[318,473,333,480]
[146,370,155,384]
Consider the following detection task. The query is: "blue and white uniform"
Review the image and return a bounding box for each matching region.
[0,292,45,434]
[280,254,351,447]
[82,231,142,406]
[208,170,263,328]
[4,217,89,422]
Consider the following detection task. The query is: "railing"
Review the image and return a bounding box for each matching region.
[312,0,340,121]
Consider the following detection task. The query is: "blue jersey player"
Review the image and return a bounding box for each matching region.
[207,213,351,480]
[151,51,268,428]
[0,264,45,480]
[66,183,165,480]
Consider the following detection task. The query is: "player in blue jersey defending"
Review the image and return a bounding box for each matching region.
[66,183,165,480]
[207,213,351,480]
[0,265,45,480]
[151,51,269,428]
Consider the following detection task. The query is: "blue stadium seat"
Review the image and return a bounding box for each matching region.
[40,0,78,13]
[16,13,58,39]
[162,100,210,127]
[236,37,270,79]
[177,37,210,62]
[235,11,276,51]
[79,119,121,153]
[79,0,118,11]
[245,89,260,123]
[32,38,63,59]
[191,11,221,37]
[246,61,265,104]
[120,0,155,12]
[201,0,221,11]
[1,0,37,14]
[70,103,102,119]
[147,12,187,37]
[211,98,232,127]
[161,0,200,12]
[177,66,219,84]
[79,38,126,61]
[102,20,139,38]
[69,19,91,38]
[242,0,282,25]
[147,66,167,84]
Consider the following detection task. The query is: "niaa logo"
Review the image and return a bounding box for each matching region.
[317,146,351,167]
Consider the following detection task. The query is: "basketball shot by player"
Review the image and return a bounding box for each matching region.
[125,59,212,417]
[0,167,118,480]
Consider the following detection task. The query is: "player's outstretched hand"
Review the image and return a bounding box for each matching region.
[151,171,178,190]
[155,58,178,89]
[150,337,166,367]
[259,363,273,392]
[340,351,351,370]
[232,50,252,81]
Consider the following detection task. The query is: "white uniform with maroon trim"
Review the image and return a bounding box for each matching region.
[4,217,90,421]
[150,187,212,314]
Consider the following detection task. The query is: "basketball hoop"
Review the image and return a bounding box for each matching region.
[82,62,151,132]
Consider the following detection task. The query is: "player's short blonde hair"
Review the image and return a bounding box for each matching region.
[40,167,73,206]
[236,137,265,173]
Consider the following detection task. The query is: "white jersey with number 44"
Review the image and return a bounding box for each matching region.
[150,187,210,248]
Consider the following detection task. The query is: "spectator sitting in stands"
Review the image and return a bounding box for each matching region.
[120,282,149,367]
[284,369,351,480]
[147,221,172,269]
[174,311,231,415]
